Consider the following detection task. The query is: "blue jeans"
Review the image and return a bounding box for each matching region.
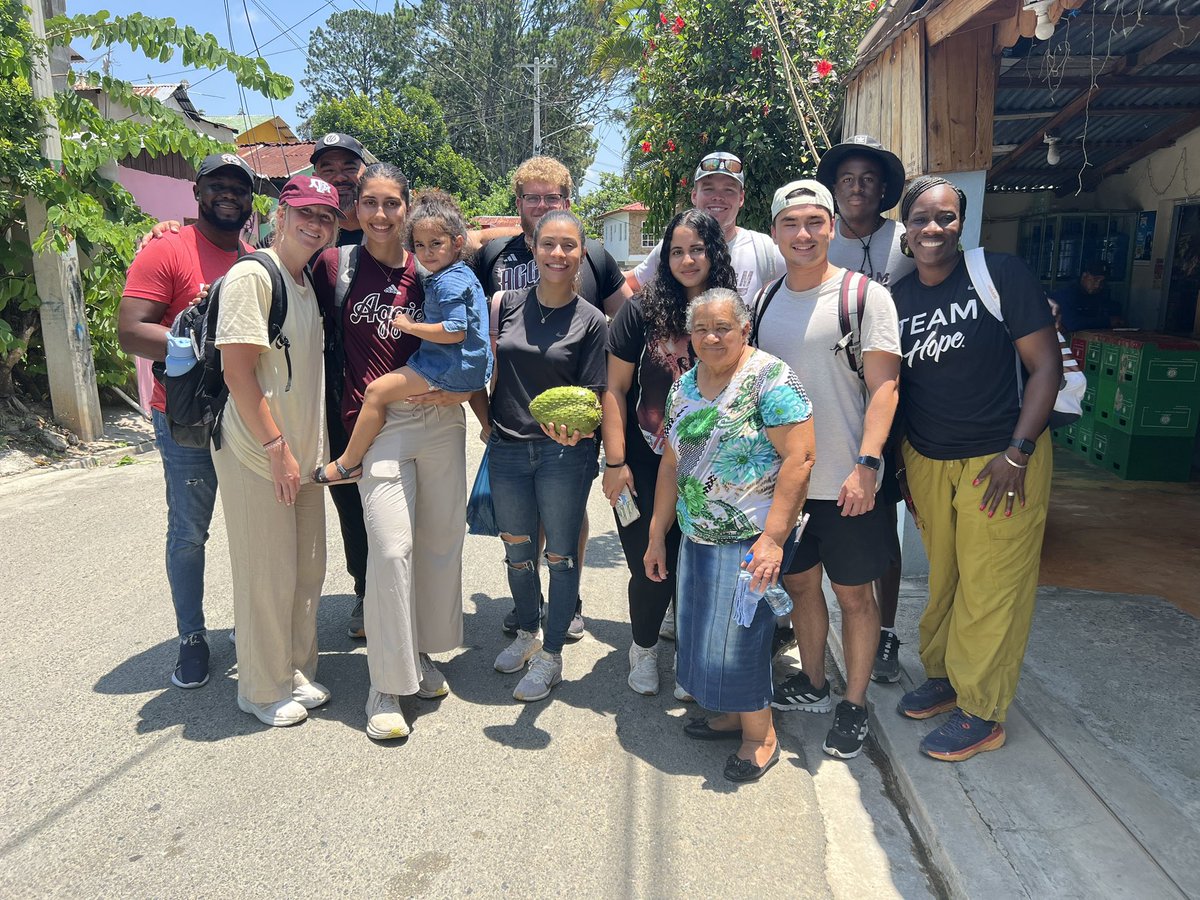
[488,434,597,654]
[153,409,218,637]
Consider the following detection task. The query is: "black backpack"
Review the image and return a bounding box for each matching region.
[476,234,607,299]
[163,252,292,450]
[749,270,870,383]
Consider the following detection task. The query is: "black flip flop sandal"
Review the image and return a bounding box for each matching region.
[313,460,363,485]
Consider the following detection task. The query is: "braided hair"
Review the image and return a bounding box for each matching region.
[640,210,737,347]
[900,175,967,224]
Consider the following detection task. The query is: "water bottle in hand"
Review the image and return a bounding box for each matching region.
[733,552,765,627]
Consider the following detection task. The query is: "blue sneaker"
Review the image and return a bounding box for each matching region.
[920,709,1006,761]
[896,677,957,720]
[171,632,210,689]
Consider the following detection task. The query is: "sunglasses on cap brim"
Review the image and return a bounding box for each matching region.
[698,157,744,175]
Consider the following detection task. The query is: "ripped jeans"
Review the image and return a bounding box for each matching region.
[153,408,218,638]
[487,433,597,654]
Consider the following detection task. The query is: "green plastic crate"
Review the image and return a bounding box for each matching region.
[1090,423,1112,466]
[1102,430,1195,482]
[1109,393,1197,436]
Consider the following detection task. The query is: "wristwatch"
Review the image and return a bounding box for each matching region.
[855,455,881,470]
[1008,438,1036,456]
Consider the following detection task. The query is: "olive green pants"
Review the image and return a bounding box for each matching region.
[902,432,1052,722]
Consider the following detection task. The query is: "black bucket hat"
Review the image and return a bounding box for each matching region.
[816,135,907,213]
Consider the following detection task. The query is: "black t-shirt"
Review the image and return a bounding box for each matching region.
[491,288,609,441]
[473,234,625,310]
[892,252,1053,460]
[337,228,364,248]
[607,297,695,460]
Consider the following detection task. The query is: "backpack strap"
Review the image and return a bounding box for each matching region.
[332,244,359,314]
[748,276,786,348]
[478,235,509,294]
[963,246,1026,404]
[244,251,293,392]
[833,270,868,383]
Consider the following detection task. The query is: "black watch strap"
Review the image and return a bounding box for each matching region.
[855,454,881,470]
[1009,438,1036,456]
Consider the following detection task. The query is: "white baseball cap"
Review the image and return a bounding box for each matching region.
[771,179,835,222]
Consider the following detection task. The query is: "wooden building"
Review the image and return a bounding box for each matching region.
[842,0,1200,334]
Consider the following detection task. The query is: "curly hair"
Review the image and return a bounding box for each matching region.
[512,156,572,199]
[405,188,469,261]
[640,210,736,346]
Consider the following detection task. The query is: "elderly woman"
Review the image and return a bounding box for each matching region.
[645,287,815,783]
[212,175,342,727]
[602,210,737,697]
[891,176,1061,761]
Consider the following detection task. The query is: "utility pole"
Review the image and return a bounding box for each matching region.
[518,57,555,157]
[25,0,103,440]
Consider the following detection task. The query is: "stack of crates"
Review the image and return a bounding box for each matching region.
[1079,332,1200,481]
[1053,330,1103,457]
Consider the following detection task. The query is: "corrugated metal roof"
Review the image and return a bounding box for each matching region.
[989,1,1200,192]
[236,142,316,180]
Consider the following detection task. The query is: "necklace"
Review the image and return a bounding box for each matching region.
[841,219,878,281]
[368,248,403,282]
[534,287,567,324]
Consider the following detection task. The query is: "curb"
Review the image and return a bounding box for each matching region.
[1,438,158,486]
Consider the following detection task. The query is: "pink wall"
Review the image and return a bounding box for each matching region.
[116,166,197,223]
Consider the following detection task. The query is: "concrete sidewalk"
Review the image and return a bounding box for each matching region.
[816,579,1200,900]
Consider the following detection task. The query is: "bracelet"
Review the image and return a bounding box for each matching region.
[1002,451,1028,469]
[605,460,626,469]
[263,435,285,450]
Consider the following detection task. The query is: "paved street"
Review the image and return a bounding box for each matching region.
[1,438,936,898]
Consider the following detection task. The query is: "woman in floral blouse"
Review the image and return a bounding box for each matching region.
[644,287,815,782]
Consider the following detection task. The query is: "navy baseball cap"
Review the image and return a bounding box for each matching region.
[310,132,367,164]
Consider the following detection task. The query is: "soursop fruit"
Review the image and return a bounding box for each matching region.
[529,386,602,435]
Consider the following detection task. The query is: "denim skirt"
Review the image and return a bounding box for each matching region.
[675,535,776,713]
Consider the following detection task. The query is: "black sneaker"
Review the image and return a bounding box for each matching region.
[502,598,546,636]
[823,700,869,759]
[171,632,210,689]
[872,630,901,683]
[771,671,832,712]
[771,626,797,661]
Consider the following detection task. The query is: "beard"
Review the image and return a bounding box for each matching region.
[200,204,251,233]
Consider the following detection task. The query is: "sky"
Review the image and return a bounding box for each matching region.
[67,0,628,194]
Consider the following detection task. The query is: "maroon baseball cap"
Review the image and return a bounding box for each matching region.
[278,175,347,219]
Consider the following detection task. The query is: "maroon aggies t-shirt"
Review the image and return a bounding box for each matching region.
[312,246,424,428]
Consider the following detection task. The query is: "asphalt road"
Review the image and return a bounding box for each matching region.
[0,439,935,899]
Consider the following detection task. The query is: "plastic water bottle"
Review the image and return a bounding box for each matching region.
[734,551,794,627]
[764,583,793,616]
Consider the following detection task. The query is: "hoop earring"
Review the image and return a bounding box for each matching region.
[900,233,914,259]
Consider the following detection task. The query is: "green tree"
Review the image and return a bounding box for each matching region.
[296,4,418,121]
[307,87,487,211]
[610,0,876,232]
[415,0,613,189]
[574,171,636,238]
[0,4,290,403]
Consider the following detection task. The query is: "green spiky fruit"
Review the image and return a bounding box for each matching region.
[529,386,602,435]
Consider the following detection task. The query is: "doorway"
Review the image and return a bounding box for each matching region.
[1163,202,1200,334]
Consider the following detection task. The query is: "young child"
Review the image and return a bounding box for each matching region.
[314,189,493,484]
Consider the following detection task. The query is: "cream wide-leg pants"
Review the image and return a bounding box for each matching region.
[359,402,466,696]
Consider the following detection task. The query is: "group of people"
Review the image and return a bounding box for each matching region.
[119,129,1061,783]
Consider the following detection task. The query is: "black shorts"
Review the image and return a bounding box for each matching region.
[785,499,898,586]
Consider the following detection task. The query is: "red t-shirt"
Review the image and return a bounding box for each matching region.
[122,225,249,412]
[312,246,424,427]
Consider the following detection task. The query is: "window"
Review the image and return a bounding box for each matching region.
[641,218,661,249]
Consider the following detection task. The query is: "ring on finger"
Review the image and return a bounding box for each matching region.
[1006,491,1016,498]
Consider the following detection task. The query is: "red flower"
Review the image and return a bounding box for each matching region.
[649,38,657,52]
[672,16,685,34]
[642,141,652,153]
[666,139,676,151]
[660,11,668,24]
[868,1,877,9]
[680,176,689,187]
[762,103,770,116]
[751,46,763,61]
[815,59,834,78]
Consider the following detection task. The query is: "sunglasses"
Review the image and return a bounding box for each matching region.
[698,156,744,175]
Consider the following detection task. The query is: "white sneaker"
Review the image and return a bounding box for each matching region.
[514,650,563,702]
[416,653,449,699]
[495,629,543,674]
[674,681,695,703]
[292,671,331,709]
[628,642,660,695]
[365,688,410,740]
[659,602,676,641]
[237,694,308,727]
